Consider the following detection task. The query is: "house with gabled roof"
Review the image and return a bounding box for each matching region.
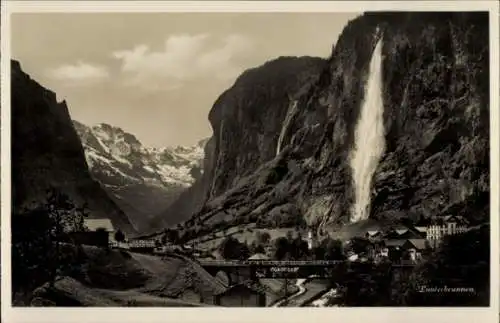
[365,230,382,241]
[403,239,430,262]
[384,239,407,249]
[248,253,269,260]
[214,283,266,307]
[84,218,114,232]
[404,239,429,251]
[384,225,423,240]
[381,239,406,261]
[382,235,430,257]
[414,226,428,238]
[394,228,408,235]
[443,215,470,225]
[83,218,116,244]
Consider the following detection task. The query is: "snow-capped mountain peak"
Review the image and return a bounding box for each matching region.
[74,120,205,186]
[73,120,208,232]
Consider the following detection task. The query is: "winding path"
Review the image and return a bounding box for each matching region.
[272,279,307,307]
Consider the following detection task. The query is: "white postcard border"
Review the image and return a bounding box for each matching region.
[1,1,499,323]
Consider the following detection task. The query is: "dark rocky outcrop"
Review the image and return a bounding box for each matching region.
[11,60,136,235]
[159,12,489,239]
[207,56,327,198]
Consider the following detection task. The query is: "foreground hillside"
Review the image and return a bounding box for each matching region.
[74,121,207,232]
[16,246,226,306]
[11,60,135,235]
[31,277,210,307]
[170,12,489,241]
[20,245,296,307]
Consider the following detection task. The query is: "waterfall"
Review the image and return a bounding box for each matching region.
[209,120,224,198]
[349,34,386,223]
[276,100,299,156]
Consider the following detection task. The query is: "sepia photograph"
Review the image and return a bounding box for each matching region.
[1,1,499,323]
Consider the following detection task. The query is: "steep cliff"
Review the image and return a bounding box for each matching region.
[149,56,326,232]
[178,12,489,238]
[207,56,327,198]
[11,60,136,235]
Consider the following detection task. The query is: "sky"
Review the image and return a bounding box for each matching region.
[11,12,360,147]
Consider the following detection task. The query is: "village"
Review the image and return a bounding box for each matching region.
[58,214,471,307]
[74,214,471,269]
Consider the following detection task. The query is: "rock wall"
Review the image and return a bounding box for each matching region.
[160,12,490,236]
[11,60,136,235]
[151,56,325,231]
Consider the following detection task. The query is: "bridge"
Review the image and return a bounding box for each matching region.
[199,260,346,267]
[197,259,416,284]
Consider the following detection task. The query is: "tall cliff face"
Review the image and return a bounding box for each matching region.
[11,61,136,235]
[207,56,326,198]
[365,13,489,226]
[149,56,326,232]
[178,12,489,237]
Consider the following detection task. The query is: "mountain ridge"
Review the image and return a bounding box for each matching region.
[11,60,136,235]
[73,120,208,232]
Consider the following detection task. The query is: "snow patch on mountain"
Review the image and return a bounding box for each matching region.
[74,121,205,187]
[73,120,208,232]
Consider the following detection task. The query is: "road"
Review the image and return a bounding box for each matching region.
[271,278,334,307]
[272,279,307,307]
[309,288,341,307]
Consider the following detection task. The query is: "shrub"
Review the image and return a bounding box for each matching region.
[218,237,250,260]
[256,231,271,245]
[114,230,125,242]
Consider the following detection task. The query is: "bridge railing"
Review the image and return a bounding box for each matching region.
[198,260,346,266]
[198,259,420,268]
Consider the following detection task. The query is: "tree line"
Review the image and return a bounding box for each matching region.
[214,226,489,307]
[216,230,348,261]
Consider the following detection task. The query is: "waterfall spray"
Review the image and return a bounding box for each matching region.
[349,33,386,223]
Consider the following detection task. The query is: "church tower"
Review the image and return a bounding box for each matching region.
[307,230,316,250]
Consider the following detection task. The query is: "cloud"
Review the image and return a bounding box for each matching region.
[47,61,109,84]
[112,33,252,90]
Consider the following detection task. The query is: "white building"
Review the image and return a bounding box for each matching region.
[347,253,359,262]
[426,215,468,248]
[306,230,317,250]
[83,218,115,242]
